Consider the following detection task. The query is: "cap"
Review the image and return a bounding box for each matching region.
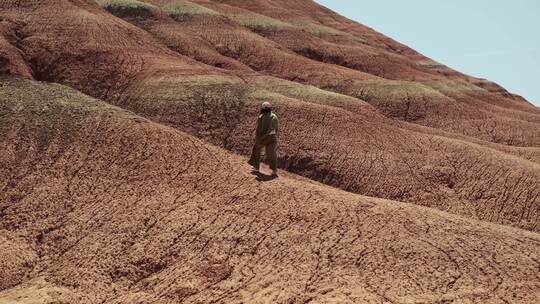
[261,101,272,110]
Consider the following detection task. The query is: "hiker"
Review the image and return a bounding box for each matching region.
[248,101,279,176]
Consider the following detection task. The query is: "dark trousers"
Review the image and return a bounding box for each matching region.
[248,138,277,170]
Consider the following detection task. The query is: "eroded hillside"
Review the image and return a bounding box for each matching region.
[1,1,540,302]
[1,0,537,231]
[1,78,539,303]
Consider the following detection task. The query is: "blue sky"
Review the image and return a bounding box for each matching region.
[315,0,540,106]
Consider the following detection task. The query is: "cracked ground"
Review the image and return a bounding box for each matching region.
[0,0,539,303]
[1,78,539,303]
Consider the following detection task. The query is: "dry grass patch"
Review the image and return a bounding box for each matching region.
[425,80,486,95]
[231,13,293,33]
[96,0,155,10]
[161,1,220,20]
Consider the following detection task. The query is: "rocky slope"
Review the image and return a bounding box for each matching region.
[0,1,539,303]
[3,0,538,230]
[1,78,539,303]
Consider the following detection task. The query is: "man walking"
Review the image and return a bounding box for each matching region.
[248,101,279,176]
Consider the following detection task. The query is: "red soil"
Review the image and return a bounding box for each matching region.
[3,0,534,230]
[1,78,539,303]
[0,1,539,302]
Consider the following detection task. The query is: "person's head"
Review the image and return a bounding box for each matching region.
[260,101,272,114]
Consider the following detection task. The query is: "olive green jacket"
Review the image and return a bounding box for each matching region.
[256,112,278,143]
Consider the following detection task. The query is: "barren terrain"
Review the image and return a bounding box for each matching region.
[0,0,539,303]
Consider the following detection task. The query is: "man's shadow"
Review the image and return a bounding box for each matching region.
[251,171,278,182]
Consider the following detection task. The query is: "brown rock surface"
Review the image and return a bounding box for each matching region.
[0,0,537,231]
[1,78,539,303]
[0,0,539,302]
